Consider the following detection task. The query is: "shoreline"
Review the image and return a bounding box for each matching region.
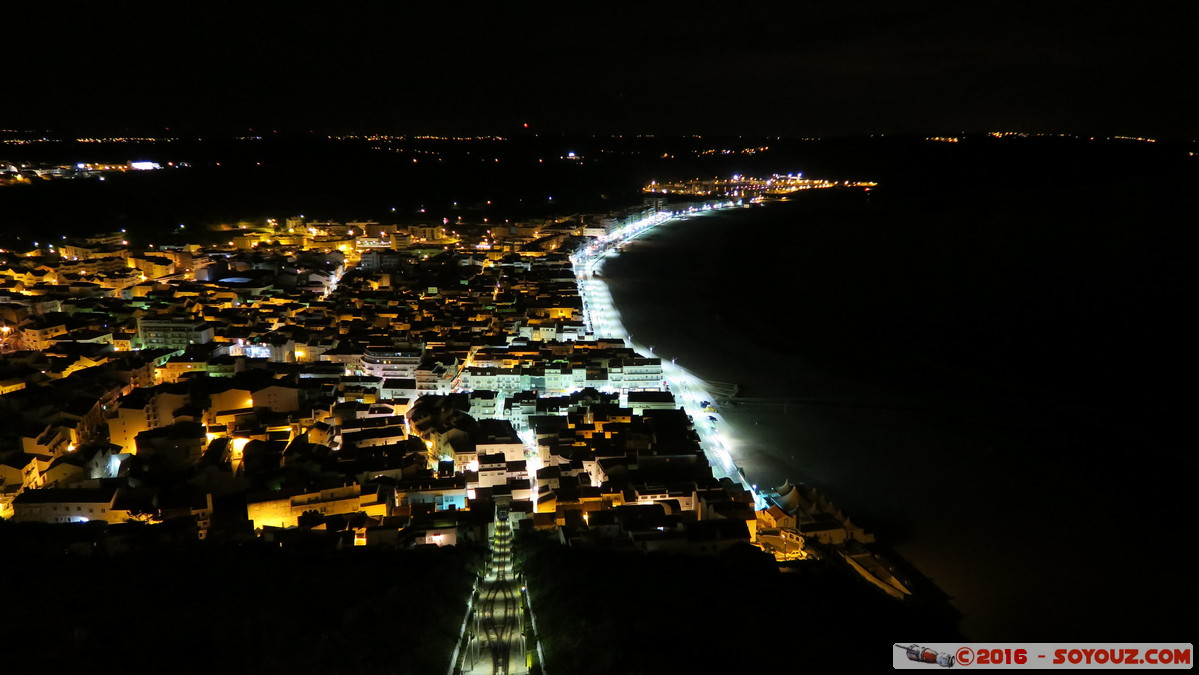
[570,202,761,502]
[584,198,1195,642]
[573,202,968,625]
[588,201,982,631]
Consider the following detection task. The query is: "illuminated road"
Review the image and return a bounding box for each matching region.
[462,515,525,675]
[571,204,763,506]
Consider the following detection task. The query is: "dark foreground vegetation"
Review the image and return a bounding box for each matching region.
[515,529,960,674]
[1,521,480,675]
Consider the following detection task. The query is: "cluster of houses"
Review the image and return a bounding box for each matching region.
[0,206,851,561]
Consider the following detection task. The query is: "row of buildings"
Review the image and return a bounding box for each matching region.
[0,200,833,560]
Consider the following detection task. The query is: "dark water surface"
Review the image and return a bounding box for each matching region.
[600,184,1192,640]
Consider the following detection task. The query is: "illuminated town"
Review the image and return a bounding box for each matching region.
[0,174,900,672]
[4,116,1193,669]
[644,173,877,198]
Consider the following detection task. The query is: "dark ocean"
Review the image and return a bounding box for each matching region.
[599,163,1194,640]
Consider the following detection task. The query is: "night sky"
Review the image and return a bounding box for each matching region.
[7,1,1197,138]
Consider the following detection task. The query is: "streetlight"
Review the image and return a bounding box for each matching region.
[0,325,20,354]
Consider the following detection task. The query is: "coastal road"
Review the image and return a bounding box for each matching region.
[572,205,761,504]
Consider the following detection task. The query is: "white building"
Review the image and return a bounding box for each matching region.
[362,347,422,380]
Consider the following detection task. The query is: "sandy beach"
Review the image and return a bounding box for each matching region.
[595,201,1191,641]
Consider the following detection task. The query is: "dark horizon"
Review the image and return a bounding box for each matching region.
[6,2,1197,141]
[3,131,1191,240]
[6,113,1194,148]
